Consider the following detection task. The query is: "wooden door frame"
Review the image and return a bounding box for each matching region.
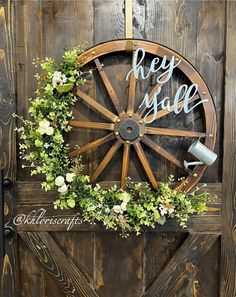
[220,1,236,296]
[0,1,235,296]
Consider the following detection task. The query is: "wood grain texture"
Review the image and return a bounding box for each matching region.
[143,234,218,297]
[127,72,136,114]
[94,58,125,115]
[69,121,114,131]
[19,231,99,297]
[52,232,95,297]
[145,127,204,138]
[76,38,217,191]
[133,142,158,189]
[5,1,228,296]
[144,232,187,293]
[141,136,184,169]
[0,0,18,296]
[93,0,124,43]
[94,233,144,297]
[14,181,222,234]
[220,1,236,296]
[69,133,115,157]
[121,144,130,188]
[75,89,118,122]
[143,0,224,184]
[18,238,47,297]
[91,140,122,182]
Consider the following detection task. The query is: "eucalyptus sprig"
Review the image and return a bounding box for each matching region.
[15,45,212,237]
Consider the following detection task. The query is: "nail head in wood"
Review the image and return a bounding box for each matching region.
[202,91,206,95]
[193,173,198,177]
[115,131,119,136]
[126,140,130,144]
[116,118,120,123]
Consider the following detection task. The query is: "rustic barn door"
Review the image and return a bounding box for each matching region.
[0,1,235,297]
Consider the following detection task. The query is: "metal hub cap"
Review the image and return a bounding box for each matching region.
[119,119,140,141]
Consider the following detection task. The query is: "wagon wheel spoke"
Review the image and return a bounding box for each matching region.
[121,144,130,189]
[141,136,184,169]
[94,58,125,115]
[68,121,114,131]
[69,133,115,157]
[145,127,204,138]
[133,142,158,189]
[145,94,200,123]
[138,73,168,117]
[127,72,136,114]
[75,88,118,122]
[91,140,122,182]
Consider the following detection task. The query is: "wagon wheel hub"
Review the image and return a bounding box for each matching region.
[114,114,145,143]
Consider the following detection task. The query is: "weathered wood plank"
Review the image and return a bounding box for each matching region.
[18,238,46,297]
[144,232,187,293]
[14,182,222,233]
[220,1,236,296]
[16,0,94,181]
[143,0,224,183]
[0,0,18,296]
[52,232,95,296]
[93,0,124,43]
[196,237,220,297]
[94,233,144,297]
[143,234,218,297]
[16,181,222,205]
[18,231,99,297]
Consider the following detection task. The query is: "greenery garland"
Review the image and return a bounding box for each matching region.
[15,44,212,237]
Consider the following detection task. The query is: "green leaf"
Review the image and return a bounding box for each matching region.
[67,199,76,208]
[56,83,74,93]
[157,216,166,225]
[29,130,41,139]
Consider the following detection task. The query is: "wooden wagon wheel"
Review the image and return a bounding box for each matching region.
[68,39,217,193]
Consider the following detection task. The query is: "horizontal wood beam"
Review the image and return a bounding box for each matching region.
[18,232,99,297]
[14,182,222,234]
[16,182,222,205]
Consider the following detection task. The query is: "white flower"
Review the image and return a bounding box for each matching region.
[38,127,45,135]
[66,173,75,183]
[52,71,67,88]
[39,119,50,129]
[44,143,50,149]
[58,184,68,193]
[61,74,67,83]
[117,191,131,203]
[159,206,167,216]
[120,201,127,211]
[159,204,175,216]
[113,205,123,214]
[55,176,65,187]
[45,126,54,136]
[38,119,53,135]
[105,207,110,213]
